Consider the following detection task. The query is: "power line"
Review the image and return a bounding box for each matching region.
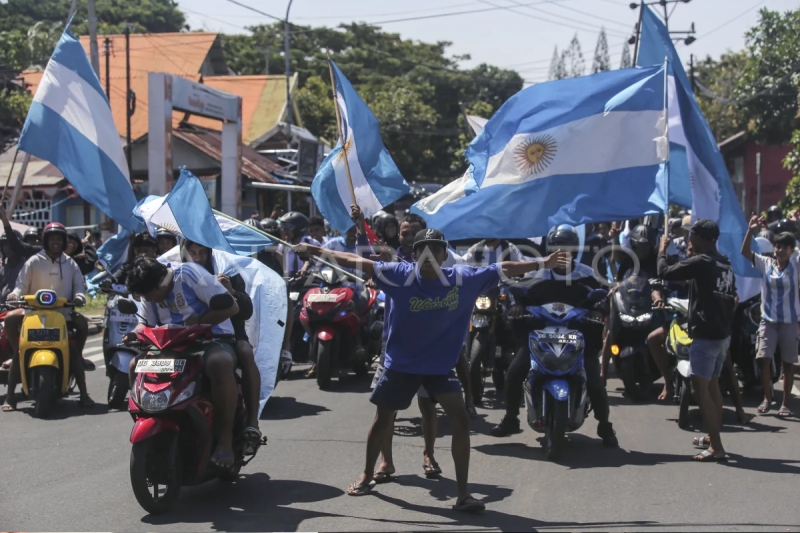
[696,0,767,41]
[500,0,631,35]
[544,0,632,29]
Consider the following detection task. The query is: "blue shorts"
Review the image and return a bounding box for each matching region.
[369,368,462,411]
[689,337,731,380]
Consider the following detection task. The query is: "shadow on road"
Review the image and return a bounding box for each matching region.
[261,397,329,421]
[142,473,344,532]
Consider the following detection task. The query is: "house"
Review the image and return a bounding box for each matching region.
[719,131,794,214]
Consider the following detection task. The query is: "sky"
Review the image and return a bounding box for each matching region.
[177,0,795,84]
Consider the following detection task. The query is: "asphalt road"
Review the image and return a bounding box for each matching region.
[1,333,799,532]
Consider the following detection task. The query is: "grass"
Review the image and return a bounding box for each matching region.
[84,293,108,315]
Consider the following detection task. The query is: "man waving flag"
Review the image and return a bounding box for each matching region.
[17,21,138,230]
[311,61,409,234]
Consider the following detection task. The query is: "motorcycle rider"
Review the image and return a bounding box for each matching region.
[155,227,179,257]
[180,240,263,449]
[277,211,320,278]
[461,239,524,266]
[124,256,241,468]
[490,225,619,448]
[2,223,93,411]
[766,205,782,226]
[0,230,27,372]
[66,231,98,276]
[308,216,329,245]
[108,231,158,287]
[373,211,401,251]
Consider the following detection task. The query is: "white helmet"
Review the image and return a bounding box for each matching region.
[754,236,774,256]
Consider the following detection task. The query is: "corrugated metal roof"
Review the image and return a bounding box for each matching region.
[173,126,280,183]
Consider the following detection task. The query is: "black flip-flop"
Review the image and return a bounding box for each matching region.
[758,400,771,414]
[453,496,485,513]
[373,471,394,484]
[423,462,442,478]
[242,427,262,456]
[778,406,794,418]
[346,478,376,496]
[692,449,727,463]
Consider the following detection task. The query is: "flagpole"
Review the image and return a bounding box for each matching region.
[326,49,358,209]
[663,55,670,236]
[2,148,19,204]
[210,208,366,283]
[632,1,645,66]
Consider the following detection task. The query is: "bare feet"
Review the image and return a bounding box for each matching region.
[658,384,674,401]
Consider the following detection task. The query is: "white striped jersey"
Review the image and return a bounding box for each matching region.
[136,263,234,335]
[753,252,800,324]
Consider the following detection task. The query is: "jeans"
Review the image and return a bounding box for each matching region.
[504,339,610,424]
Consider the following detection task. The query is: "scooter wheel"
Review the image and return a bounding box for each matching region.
[678,380,691,429]
[32,367,57,419]
[130,435,182,515]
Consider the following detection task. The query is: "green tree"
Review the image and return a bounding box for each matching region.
[735,8,800,145]
[694,51,749,142]
[0,88,32,145]
[779,131,800,211]
[592,28,610,73]
[548,46,560,80]
[564,34,585,78]
[620,42,631,69]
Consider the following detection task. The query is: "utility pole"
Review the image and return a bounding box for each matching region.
[125,24,132,171]
[265,46,270,75]
[284,0,294,149]
[629,0,697,58]
[88,0,100,76]
[104,37,111,101]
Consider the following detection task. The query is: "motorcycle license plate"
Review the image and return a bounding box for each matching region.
[28,328,60,342]
[307,293,340,303]
[537,332,578,344]
[135,359,186,373]
[109,308,138,324]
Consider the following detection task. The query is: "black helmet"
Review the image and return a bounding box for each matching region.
[278,211,309,237]
[0,230,22,246]
[771,218,797,237]
[245,218,264,232]
[629,224,656,248]
[372,211,398,239]
[261,218,280,237]
[547,224,579,252]
[23,227,40,241]
[132,231,157,250]
[42,222,68,247]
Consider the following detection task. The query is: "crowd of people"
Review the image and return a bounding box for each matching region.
[1,200,797,513]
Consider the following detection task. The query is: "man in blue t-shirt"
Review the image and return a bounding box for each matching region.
[296,228,566,513]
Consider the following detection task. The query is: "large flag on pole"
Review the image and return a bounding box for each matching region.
[133,168,275,256]
[311,61,409,234]
[415,65,669,239]
[637,3,758,297]
[17,23,138,230]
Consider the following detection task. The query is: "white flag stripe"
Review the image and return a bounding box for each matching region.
[415,173,471,215]
[34,59,129,180]
[482,110,665,188]
[335,92,384,218]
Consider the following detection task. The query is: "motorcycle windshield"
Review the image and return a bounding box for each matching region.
[616,276,652,315]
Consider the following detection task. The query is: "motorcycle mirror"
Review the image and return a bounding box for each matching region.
[209,292,235,311]
[587,289,609,302]
[117,298,139,315]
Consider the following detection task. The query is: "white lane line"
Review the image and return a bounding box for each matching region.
[88,354,105,363]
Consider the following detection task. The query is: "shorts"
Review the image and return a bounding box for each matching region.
[756,320,799,364]
[688,337,730,380]
[199,339,238,368]
[370,368,462,411]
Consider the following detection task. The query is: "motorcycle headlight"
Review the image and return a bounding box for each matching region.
[620,313,635,323]
[475,296,492,310]
[171,381,196,406]
[636,312,653,323]
[141,390,171,412]
[531,338,582,374]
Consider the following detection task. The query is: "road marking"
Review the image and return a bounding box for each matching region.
[88,354,105,363]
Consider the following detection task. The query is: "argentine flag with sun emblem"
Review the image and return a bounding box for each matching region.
[414,65,668,240]
[311,61,409,234]
[311,61,410,234]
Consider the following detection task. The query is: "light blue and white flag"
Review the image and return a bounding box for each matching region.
[133,168,275,256]
[159,247,287,413]
[637,3,758,297]
[311,61,409,234]
[415,66,669,240]
[18,23,138,230]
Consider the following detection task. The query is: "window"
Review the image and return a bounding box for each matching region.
[733,156,744,184]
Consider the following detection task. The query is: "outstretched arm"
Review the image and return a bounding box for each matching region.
[499,252,569,277]
[295,244,377,278]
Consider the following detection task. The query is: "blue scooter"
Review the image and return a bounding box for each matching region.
[521,290,606,461]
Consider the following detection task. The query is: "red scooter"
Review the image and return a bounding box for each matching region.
[121,300,265,515]
[298,269,381,389]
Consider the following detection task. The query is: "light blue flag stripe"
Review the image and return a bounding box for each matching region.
[311,61,409,234]
[18,27,138,230]
[637,3,758,285]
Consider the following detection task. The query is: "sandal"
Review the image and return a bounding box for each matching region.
[692,435,710,449]
[692,449,727,463]
[346,478,376,496]
[757,400,771,414]
[373,471,394,484]
[453,496,486,513]
[242,426,262,456]
[423,461,442,478]
[2,402,15,412]
[778,406,793,418]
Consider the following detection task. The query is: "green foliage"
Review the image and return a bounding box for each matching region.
[619,43,632,69]
[451,101,493,172]
[695,51,750,142]
[223,22,523,181]
[0,88,33,132]
[735,8,800,144]
[780,131,800,211]
[592,28,610,74]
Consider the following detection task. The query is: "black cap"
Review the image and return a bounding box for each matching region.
[669,217,682,231]
[682,218,720,241]
[413,228,448,252]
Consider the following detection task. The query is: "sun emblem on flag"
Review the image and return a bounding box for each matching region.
[335,137,353,162]
[155,222,181,235]
[514,134,557,176]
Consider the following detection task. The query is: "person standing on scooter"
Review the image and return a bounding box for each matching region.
[490,225,619,448]
[658,219,736,462]
[2,223,93,411]
[741,216,798,418]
